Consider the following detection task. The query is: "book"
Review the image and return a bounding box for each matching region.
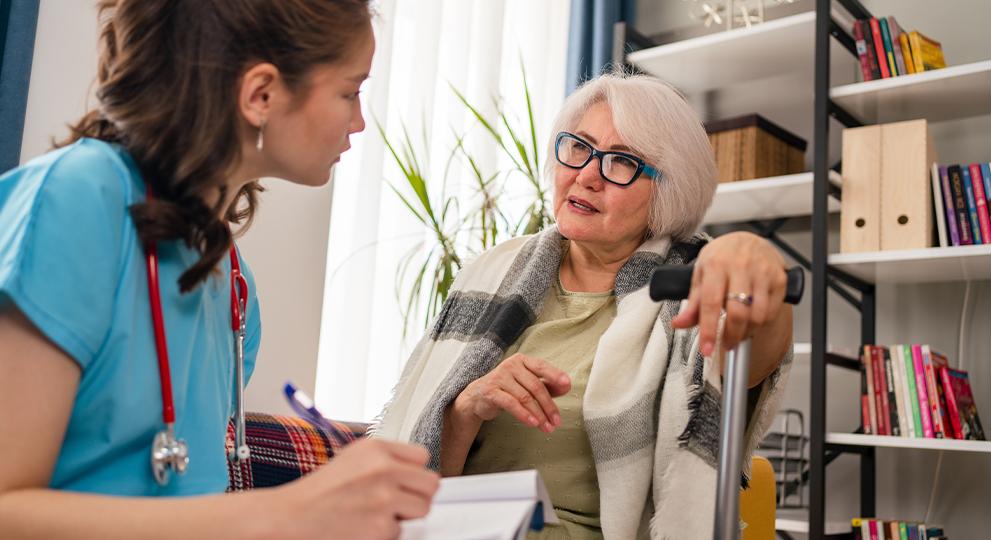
[884,347,901,436]
[879,18,899,76]
[930,351,954,439]
[970,163,991,242]
[894,345,915,438]
[942,367,986,440]
[861,358,873,434]
[875,346,893,435]
[864,345,878,434]
[961,166,983,244]
[899,32,916,74]
[901,345,923,438]
[869,518,878,540]
[853,20,874,81]
[908,30,947,71]
[911,344,935,438]
[930,163,949,247]
[869,18,892,78]
[900,521,909,540]
[861,20,883,80]
[938,165,960,246]
[400,470,558,540]
[922,346,948,438]
[983,163,991,209]
[887,18,908,76]
[890,344,909,436]
[947,165,974,245]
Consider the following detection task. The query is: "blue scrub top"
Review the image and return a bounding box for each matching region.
[0,138,261,496]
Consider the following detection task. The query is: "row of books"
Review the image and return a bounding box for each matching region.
[931,162,991,247]
[859,344,986,440]
[851,518,945,540]
[852,17,946,82]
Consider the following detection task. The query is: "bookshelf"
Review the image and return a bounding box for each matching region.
[702,171,841,225]
[828,244,991,283]
[830,59,991,123]
[826,433,991,454]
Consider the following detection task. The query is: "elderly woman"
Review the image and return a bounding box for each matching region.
[374,73,792,539]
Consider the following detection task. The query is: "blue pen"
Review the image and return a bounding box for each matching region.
[284,382,336,432]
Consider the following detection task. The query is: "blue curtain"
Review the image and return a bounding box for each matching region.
[0,0,40,173]
[565,0,637,95]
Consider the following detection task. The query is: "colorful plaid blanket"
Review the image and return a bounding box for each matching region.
[226,412,363,491]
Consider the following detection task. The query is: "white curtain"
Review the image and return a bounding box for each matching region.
[315,0,572,421]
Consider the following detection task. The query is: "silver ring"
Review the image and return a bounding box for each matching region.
[726,292,753,306]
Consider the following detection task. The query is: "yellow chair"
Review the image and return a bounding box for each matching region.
[740,455,776,540]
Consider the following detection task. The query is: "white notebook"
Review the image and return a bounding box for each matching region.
[400,469,558,540]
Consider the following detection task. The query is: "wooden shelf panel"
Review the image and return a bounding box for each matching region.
[828,244,991,284]
[703,171,841,225]
[826,433,991,453]
[830,59,991,124]
[627,12,851,96]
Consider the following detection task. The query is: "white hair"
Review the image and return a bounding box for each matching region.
[544,71,717,241]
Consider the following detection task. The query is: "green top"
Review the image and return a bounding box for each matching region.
[462,275,615,540]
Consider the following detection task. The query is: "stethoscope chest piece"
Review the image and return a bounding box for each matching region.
[151,424,189,486]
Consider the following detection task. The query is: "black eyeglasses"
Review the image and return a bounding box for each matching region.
[554,131,661,186]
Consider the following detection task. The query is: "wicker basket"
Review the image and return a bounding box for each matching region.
[706,114,807,183]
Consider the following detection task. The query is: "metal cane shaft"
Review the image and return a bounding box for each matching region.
[714,340,751,540]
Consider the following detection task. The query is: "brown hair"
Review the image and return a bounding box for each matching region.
[60,0,372,291]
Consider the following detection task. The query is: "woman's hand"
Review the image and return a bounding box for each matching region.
[272,438,440,540]
[671,232,791,384]
[453,353,572,434]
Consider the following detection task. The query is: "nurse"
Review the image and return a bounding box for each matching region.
[0,1,438,539]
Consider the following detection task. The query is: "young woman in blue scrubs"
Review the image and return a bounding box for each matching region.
[0,1,438,538]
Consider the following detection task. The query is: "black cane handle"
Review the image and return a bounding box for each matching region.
[649,265,804,305]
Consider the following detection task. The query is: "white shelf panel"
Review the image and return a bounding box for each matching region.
[776,509,851,535]
[703,171,841,225]
[831,59,991,124]
[827,433,991,453]
[628,12,851,96]
[828,244,991,284]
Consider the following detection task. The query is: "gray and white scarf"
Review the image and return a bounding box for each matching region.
[373,225,791,539]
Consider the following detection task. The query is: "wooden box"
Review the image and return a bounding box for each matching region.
[706,114,807,183]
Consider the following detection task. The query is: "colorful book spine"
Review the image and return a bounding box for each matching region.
[900,521,909,540]
[862,21,882,80]
[982,163,991,208]
[939,166,960,246]
[912,344,934,438]
[872,346,890,435]
[947,165,974,245]
[945,368,987,440]
[930,162,949,247]
[909,31,927,72]
[932,353,955,439]
[971,163,991,241]
[895,345,916,438]
[853,20,873,81]
[864,345,878,434]
[884,347,900,436]
[870,18,892,78]
[902,345,923,437]
[869,519,878,540]
[887,17,908,76]
[899,32,916,74]
[939,366,964,438]
[890,344,908,436]
[921,346,945,438]
[962,166,984,244]
[879,18,899,76]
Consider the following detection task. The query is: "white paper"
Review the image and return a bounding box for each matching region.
[399,470,557,540]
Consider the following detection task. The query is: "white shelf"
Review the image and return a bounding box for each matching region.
[828,244,991,284]
[776,509,851,535]
[627,12,851,96]
[827,433,991,454]
[831,59,991,124]
[703,171,841,225]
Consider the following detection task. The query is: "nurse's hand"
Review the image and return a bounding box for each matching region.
[273,438,440,540]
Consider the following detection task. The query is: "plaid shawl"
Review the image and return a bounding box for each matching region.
[373,226,791,539]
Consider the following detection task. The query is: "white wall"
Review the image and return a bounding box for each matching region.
[20,0,328,416]
[637,1,991,537]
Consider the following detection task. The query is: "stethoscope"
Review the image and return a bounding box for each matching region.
[145,228,250,486]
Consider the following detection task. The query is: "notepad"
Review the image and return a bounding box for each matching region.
[400,469,558,540]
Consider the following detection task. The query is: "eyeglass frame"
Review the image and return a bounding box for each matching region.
[554,131,661,186]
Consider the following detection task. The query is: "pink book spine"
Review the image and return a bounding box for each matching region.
[912,344,934,437]
[970,164,991,241]
[940,366,965,439]
[922,345,944,437]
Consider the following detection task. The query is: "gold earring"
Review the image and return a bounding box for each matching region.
[256,120,266,151]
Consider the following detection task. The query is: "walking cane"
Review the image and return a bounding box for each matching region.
[649,265,804,540]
